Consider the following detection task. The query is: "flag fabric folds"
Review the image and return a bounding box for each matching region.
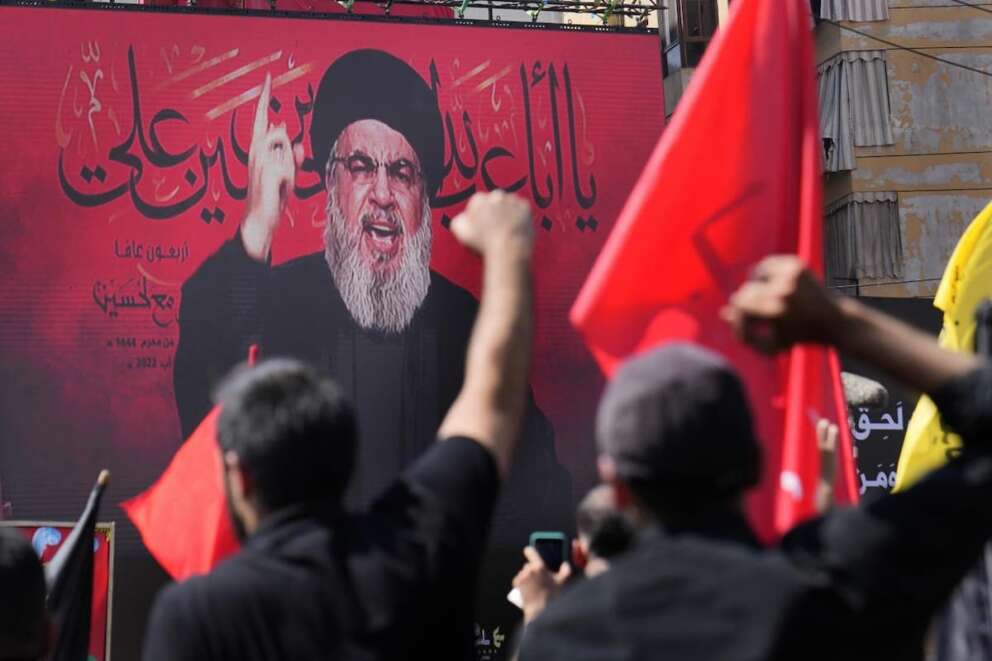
[894,200,992,491]
[121,407,240,579]
[570,0,857,540]
[121,347,259,579]
[46,470,109,661]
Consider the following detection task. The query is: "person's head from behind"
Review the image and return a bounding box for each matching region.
[595,343,761,529]
[573,485,635,578]
[0,528,49,661]
[215,358,357,540]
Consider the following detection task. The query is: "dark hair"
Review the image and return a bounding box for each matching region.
[0,528,47,659]
[214,358,357,512]
[625,467,759,528]
[596,343,763,524]
[575,487,635,561]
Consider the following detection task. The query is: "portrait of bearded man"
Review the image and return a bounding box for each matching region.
[173,50,572,625]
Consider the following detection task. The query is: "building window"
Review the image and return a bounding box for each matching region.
[817,50,894,173]
[662,0,720,76]
[825,192,902,291]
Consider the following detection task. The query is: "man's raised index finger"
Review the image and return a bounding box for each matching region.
[252,73,272,143]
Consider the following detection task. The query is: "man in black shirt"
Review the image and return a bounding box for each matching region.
[143,189,538,661]
[522,255,991,661]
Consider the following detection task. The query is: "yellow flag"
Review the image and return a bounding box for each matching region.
[893,200,992,491]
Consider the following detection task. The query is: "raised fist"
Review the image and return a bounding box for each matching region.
[450,191,534,259]
[722,255,843,354]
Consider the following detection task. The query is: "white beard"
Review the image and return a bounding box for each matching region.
[323,186,432,334]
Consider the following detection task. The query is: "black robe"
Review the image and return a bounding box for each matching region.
[173,233,573,630]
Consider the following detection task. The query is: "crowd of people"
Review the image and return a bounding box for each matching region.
[4,60,992,661]
[4,185,992,659]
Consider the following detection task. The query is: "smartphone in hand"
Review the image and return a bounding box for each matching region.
[529,531,568,572]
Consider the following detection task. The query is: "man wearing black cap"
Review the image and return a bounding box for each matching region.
[521,256,992,661]
[173,52,569,553]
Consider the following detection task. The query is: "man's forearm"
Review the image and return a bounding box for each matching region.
[459,239,533,472]
[828,296,979,396]
[439,191,535,473]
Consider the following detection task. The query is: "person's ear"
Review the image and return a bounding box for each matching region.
[597,454,616,483]
[571,538,588,571]
[224,451,252,500]
[597,454,631,510]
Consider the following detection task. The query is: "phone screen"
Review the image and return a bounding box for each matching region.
[534,537,565,572]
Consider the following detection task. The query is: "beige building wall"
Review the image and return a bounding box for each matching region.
[817,2,992,297]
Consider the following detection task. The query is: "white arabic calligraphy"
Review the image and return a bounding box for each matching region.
[851,404,905,441]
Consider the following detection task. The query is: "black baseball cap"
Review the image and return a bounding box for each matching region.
[596,343,761,500]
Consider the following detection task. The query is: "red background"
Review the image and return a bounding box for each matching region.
[0,7,662,649]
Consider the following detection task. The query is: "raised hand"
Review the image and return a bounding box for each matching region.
[725,256,981,398]
[450,191,534,259]
[241,73,306,262]
[815,418,839,514]
[721,255,842,355]
[512,546,572,625]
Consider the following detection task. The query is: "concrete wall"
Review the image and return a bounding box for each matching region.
[817,2,992,296]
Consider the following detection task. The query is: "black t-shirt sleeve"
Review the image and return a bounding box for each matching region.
[363,435,499,580]
[404,436,501,539]
[396,436,501,581]
[363,436,499,568]
[359,437,499,659]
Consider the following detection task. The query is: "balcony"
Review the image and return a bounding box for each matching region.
[662,0,720,76]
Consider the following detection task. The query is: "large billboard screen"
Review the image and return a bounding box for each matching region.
[0,4,663,655]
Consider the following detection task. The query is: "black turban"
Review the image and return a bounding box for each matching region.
[310,49,445,197]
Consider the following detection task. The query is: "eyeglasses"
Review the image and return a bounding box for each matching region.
[329,152,422,193]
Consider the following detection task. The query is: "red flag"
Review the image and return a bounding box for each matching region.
[121,346,261,578]
[570,0,857,540]
[122,407,240,579]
